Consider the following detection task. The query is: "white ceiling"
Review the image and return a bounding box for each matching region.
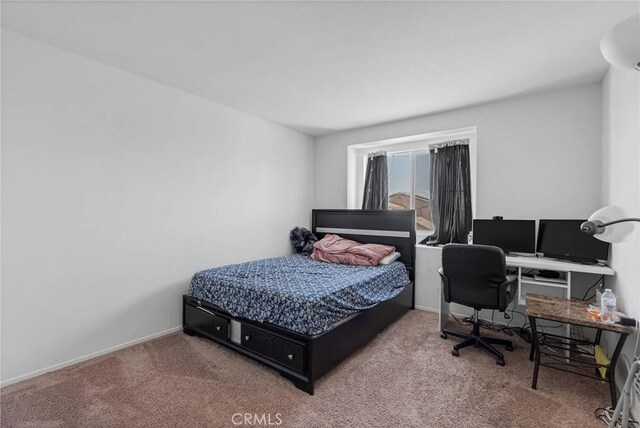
[2,1,638,136]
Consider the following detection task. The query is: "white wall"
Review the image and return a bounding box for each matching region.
[0,30,315,384]
[601,65,640,388]
[315,83,603,220]
[601,66,640,321]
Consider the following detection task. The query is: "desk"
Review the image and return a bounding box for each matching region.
[438,254,615,332]
[526,293,634,407]
[507,255,614,306]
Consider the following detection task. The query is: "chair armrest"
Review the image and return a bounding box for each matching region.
[501,275,518,291]
[498,275,518,310]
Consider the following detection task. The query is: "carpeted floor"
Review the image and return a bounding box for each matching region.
[1,310,609,427]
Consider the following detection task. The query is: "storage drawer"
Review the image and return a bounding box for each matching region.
[241,324,305,372]
[184,303,229,341]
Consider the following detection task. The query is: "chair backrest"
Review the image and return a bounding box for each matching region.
[441,244,507,310]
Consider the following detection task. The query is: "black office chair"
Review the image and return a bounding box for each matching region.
[439,244,518,366]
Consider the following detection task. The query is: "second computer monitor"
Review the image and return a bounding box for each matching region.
[537,219,609,263]
[472,219,536,254]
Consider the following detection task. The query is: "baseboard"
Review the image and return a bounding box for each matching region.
[0,325,183,388]
[414,305,439,313]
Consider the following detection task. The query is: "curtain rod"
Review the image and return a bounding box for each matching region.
[429,138,470,150]
[367,150,387,158]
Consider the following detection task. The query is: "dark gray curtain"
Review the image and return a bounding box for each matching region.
[362,153,389,210]
[426,142,472,245]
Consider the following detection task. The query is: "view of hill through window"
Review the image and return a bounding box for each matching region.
[388,151,432,231]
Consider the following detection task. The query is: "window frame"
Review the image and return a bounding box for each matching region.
[348,126,477,242]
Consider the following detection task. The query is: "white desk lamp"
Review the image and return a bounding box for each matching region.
[580,206,639,243]
[581,206,639,428]
[600,11,640,71]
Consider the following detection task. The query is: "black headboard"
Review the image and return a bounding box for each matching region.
[311,209,416,281]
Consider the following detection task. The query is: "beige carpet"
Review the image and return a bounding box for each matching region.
[1,311,608,427]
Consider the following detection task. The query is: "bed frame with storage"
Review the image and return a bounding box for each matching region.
[182,209,416,394]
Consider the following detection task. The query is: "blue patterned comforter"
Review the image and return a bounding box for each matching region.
[188,254,410,335]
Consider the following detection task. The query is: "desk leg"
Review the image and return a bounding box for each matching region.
[529,316,540,390]
[595,329,602,345]
[608,333,627,407]
[565,272,572,361]
[529,341,535,362]
[439,284,450,333]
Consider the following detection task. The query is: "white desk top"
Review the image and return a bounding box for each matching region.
[416,244,614,276]
[505,254,613,275]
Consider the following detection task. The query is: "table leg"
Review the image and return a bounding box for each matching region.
[529,342,535,362]
[529,316,540,390]
[608,333,628,407]
[439,284,450,333]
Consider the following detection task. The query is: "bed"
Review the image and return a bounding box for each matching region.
[182,209,416,394]
[189,254,410,335]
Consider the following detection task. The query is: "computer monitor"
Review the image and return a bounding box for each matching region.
[537,219,610,263]
[472,219,536,254]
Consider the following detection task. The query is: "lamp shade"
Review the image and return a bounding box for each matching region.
[585,206,635,243]
[600,11,640,71]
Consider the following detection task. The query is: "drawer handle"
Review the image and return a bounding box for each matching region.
[244,335,250,341]
[288,354,294,360]
[196,306,217,317]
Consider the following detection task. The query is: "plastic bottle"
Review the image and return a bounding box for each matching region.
[595,283,605,307]
[600,289,617,324]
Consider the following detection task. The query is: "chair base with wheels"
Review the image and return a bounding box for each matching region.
[440,310,513,366]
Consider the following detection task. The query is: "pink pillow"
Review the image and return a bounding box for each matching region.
[310,234,395,266]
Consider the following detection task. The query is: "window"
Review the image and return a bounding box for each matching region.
[388,150,433,232]
[347,126,477,241]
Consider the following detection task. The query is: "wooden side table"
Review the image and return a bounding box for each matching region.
[525,293,634,407]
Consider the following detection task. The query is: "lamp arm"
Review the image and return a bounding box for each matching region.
[600,218,640,227]
[580,217,640,236]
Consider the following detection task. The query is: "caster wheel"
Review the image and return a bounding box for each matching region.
[506,345,514,352]
[440,332,448,339]
[451,349,460,357]
[496,359,505,366]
